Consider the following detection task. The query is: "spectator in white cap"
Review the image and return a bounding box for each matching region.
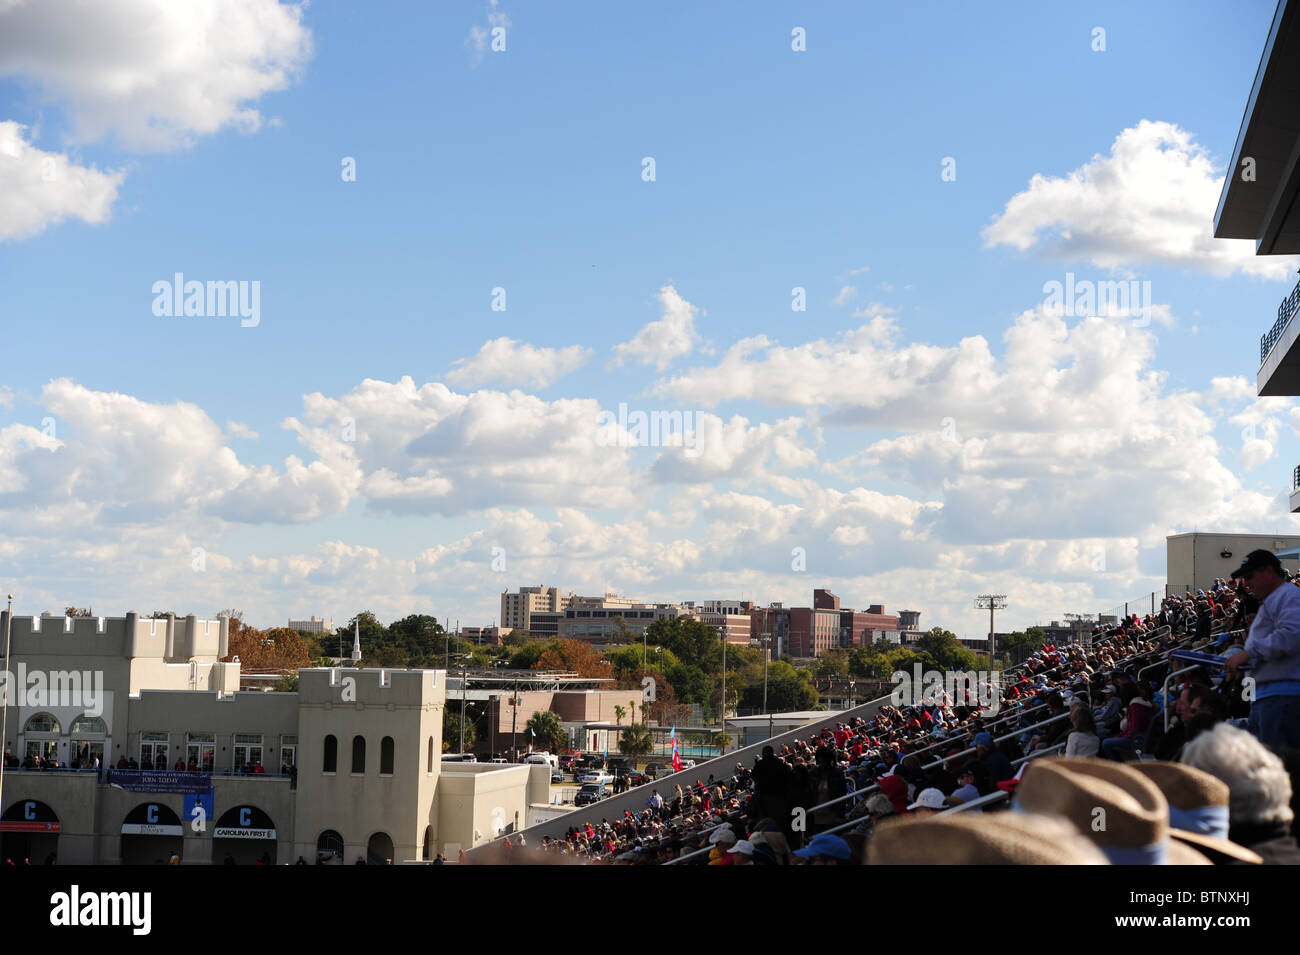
[726,839,755,864]
[907,787,947,815]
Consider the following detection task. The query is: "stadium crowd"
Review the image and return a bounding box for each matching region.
[504,549,1300,865]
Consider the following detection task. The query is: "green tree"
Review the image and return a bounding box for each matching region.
[712,732,733,750]
[508,640,552,670]
[273,673,299,692]
[619,723,654,759]
[998,627,1047,666]
[815,649,850,679]
[525,710,566,754]
[333,611,386,660]
[913,628,982,671]
[663,661,711,705]
[443,710,477,752]
[739,660,819,711]
[645,616,722,669]
[613,705,627,726]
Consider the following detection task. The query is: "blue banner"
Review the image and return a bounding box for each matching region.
[107,770,211,794]
[184,789,215,829]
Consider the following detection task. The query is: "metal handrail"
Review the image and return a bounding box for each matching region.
[1261,274,1300,363]
[940,788,1012,814]
[918,709,1071,772]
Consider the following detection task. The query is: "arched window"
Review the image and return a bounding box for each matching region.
[351,735,366,774]
[380,736,394,775]
[23,713,60,735]
[317,829,344,863]
[322,734,337,773]
[70,715,107,735]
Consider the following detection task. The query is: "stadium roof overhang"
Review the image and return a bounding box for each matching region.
[1214,0,1300,256]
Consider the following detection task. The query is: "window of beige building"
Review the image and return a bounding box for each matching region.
[351,735,365,774]
[186,732,216,771]
[323,734,337,773]
[233,733,263,771]
[280,735,297,773]
[140,731,168,770]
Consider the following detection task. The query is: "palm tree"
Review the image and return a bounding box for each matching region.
[629,700,638,723]
[619,723,654,759]
[525,710,566,754]
[613,705,626,726]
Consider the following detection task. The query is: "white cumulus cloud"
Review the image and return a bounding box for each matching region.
[446,337,593,389]
[0,121,125,241]
[983,120,1300,280]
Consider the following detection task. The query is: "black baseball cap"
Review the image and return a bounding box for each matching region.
[1233,549,1283,579]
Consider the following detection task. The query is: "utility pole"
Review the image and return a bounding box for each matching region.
[974,595,1007,670]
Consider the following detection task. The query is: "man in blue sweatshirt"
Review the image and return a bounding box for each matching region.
[1226,550,1300,749]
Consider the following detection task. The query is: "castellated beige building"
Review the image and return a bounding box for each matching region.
[0,611,543,864]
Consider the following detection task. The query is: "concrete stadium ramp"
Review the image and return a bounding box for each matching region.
[464,692,895,860]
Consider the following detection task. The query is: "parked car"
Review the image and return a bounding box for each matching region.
[615,767,647,786]
[643,761,669,779]
[578,769,614,786]
[551,769,564,784]
[559,754,580,772]
[573,782,609,806]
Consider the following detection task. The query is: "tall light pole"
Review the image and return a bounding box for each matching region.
[719,629,728,756]
[0,595,13,817]
[761,632,772,742]
[974,595,1007,670]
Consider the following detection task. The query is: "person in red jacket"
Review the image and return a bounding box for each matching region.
[1100,685,1154,761]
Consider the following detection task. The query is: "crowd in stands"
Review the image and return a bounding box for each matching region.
[504,550,1300,865]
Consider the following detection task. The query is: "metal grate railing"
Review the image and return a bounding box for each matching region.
[1261,275,1300,364]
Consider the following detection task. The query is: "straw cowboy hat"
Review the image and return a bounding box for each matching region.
[865,811,1109,865]
[1015,758,1211,865]
[1128,762,1263,865]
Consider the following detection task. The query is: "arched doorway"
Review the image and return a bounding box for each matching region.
[213,805,277,865]
[1,800,60,864]
[316,829,344,865]
[120,802,184,865]
[21,713,60,766]
[422,825,433,861]
[366,831,394,865]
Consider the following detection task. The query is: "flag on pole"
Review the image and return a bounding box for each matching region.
[670,727,682,774]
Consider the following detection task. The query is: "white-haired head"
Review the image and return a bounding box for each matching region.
[1181,723,1294,828]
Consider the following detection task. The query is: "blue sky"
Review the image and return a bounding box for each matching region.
[1,0,1297,637]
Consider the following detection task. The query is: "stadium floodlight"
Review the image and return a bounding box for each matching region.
[974,595,1007,668]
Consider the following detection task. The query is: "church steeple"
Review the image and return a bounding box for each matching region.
[351,618,362,663]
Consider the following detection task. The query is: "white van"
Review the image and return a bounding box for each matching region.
[523,752,558,770]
